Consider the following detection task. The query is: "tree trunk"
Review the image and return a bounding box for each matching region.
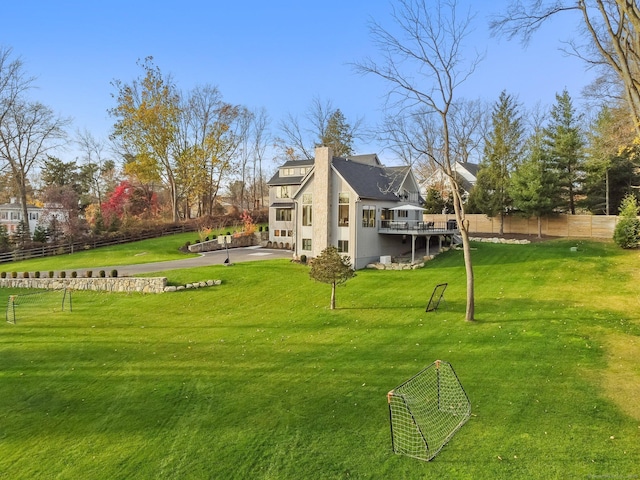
[330,281,336,310]
[537,216,542,238]
[451,188,474,321]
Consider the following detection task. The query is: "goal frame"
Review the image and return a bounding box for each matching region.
[387,359,471,461]
[6,288,72,324]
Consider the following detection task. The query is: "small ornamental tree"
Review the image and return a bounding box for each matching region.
[613,194,640,249]
[309,246,355,310]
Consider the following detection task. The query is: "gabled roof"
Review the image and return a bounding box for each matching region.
[332,157,410,201]
[266,159,314,186]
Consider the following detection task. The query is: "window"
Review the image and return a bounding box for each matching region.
[29,212,38,221]
[281,168,295,176]
[337,240,349,253]
[302,238,312,251]
[362,206,376,228]
[276,186,290,198]
[275,208,292,222]
[302,193,312,226]
[338,193,349,227]
[301,167,310,175]
[11,212,20,220]
[0,212,7,220]
[274,230,280,237]
[397,209,408,218]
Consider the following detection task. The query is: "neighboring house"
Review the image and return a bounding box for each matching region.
[420,161,479,202]
[0,198,43,236]
[267,147,459,270]
[0,197,69,239]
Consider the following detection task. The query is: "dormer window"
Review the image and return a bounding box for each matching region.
[281,168,295,176]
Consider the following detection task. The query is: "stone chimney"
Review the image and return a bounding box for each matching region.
[312,146,333,256]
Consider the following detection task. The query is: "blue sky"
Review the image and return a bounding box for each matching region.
[3,1,595,166]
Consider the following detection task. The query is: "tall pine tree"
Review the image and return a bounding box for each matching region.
[510,129,560,237]
[472,91,524,234]
[544,90,584,214]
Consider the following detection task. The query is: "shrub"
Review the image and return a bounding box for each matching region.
[614,194,640,249]
[0,272,5,279]
[99,270,106,278]
[34,271,40,278]
[23,272,29,279]
[59,271,66,279]
[11,271,17,278]
[85,270,93,278]
[111,269,118,278]
[48,271,54,278]
[300,254,307,264]
[71,271,77,278]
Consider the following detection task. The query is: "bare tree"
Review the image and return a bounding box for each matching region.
[0,98,70,232]
[491,1,640,135]
[355,0,482,321]
[0,47,34,133]
[76,129,115,211]
[276,97,365,161]
[250,108,271,210]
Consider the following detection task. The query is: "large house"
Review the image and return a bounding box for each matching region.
[0,197,69,239]
[267,147,459,269]
[420,161,479,203]
[0,198,43,236]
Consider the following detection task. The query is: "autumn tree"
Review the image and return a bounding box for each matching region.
[309,246,355,310]
[178,85,248,217]
[110,57,181,222]
[473,91,524,234]
[356,0,482,321]
[491,1,640,135]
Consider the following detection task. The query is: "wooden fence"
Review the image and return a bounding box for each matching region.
[422,214,620,239]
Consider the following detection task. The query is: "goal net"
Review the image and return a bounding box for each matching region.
[387,360,471,461]
[6,288,72,324]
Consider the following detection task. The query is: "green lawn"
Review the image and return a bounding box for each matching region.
[1,239,639,479]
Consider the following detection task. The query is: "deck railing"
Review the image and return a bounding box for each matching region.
[379,219,458,232]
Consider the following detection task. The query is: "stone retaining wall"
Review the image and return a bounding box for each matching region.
[0,277,168,294]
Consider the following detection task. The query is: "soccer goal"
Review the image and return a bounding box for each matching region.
[6,288,72,324]
[387,360,471,461]
[426,283,447,312]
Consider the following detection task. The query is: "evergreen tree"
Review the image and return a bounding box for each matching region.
[319,109,354,157]
[509,130,560,237]
[544,90,585,214]
[613,194,640,249]
[473,91,524,233]
[582,105,640,215]
[0,225,10,252]
[422,188,446,214]
[309,246,355,310]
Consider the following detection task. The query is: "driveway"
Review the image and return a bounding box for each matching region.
[97,246,293,276]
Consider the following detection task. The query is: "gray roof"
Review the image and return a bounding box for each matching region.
[332,158,409,201]
[266,159,314,186]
